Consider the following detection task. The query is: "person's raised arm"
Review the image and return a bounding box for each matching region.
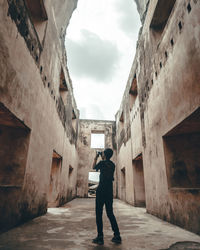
[92,153,99,170]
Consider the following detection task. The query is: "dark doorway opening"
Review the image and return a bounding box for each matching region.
[121,167,126,201]
[132,154,146,207]
[48,151,62,207]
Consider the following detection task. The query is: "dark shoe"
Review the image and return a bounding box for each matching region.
[111,235,121,244]
[92,236,104,245]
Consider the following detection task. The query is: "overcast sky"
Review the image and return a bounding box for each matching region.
[65,0,141,120]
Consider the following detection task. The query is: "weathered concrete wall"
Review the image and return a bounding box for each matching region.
[139,0,200,235]
[1,0,200,237]
[116,58,145,206]
[116,0,200,235]
[0,0,78,232]
[77,120,117,198]
[115,90,133,204]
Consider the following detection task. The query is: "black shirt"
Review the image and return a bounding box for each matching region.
[94,160,115,192]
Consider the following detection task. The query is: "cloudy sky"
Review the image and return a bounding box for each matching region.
[65,0,141,120]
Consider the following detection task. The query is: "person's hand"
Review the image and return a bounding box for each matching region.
[92,153,99,169]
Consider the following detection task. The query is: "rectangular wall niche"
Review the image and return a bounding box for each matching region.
[0,103,30,187]
[150,0,176,32]
[163,107,200,189]
[91,131,105,149]
[25,0,48,45]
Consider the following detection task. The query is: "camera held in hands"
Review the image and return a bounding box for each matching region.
[96,151,102,157]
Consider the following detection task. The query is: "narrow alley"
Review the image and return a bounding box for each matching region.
[0,198,200,250]
[1,0,200,248]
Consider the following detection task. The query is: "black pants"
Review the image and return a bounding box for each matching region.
[95,189,120,237]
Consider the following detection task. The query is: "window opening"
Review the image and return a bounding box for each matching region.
[118,111,125,145]
[91,132,105,149]
[59,68,68,105]
[129,74,138,111]
[72,109,77,132]
[69,165,73,176]
[178,21,182,30]
[119,112,124,123]
[187,3,192,13]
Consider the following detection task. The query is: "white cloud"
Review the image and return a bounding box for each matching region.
[66,30,120,82]
[114,0,141,37]
[80,104,105,120]
[65,0,141,120]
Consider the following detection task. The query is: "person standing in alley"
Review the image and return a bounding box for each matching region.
[92,148,121,245]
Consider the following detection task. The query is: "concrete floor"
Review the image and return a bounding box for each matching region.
[0,199,200,250]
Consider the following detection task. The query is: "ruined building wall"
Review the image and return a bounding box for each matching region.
[115,90,134,204]
[116,56,145,207]
[116,0,200,234]
[0,0,78,232]
[77,120,117,198]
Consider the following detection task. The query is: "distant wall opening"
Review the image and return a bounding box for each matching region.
[48,151,62,207]
[91,131,105,149]
[163,108,200,189]
[132,154,146,207]
[88,171,100,197]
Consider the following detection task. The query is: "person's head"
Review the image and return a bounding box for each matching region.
[103,148,113,160]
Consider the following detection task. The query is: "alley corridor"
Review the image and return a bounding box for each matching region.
[0,199,200,250]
